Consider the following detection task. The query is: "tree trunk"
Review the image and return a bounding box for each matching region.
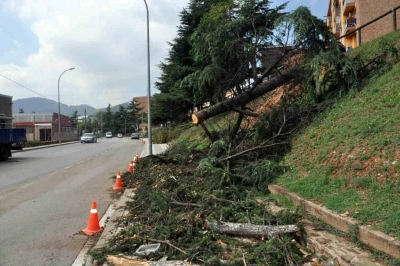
[207,220,299,238]
[192,66,298,125]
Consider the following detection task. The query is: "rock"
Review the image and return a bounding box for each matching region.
[341,254,355,262]
[340,211,350,217]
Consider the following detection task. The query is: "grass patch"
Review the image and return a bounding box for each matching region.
[347,30,400,62]
[278,32,400,237]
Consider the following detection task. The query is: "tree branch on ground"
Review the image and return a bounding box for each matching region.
[199,122,215,143]
[206,220,299,238]
[170,199,202,208]
[229,112,244,144]
[222,142,287,162]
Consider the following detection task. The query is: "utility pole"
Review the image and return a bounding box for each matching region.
[84,109,87,132]
[101,112,103,136]
[124,116,127,136]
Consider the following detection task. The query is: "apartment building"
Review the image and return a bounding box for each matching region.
[327,0,400,49]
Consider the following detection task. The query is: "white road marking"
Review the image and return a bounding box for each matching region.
[64,166,72,170]
[48,172,57,176]
[77,161,84,164]
[20,182,34,189]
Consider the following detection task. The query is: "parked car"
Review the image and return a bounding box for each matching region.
[81,133,97,143]
[131,132,140,139]
[106,132,113,138]
[117,133,123,138]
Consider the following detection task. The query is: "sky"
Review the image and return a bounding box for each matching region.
[0,0,328,109]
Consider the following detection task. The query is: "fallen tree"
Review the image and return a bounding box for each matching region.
[207,220,299,238]
[191,66,298,125]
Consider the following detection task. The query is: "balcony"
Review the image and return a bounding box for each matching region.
[326,17,332,26]
[334,23,341,38]
[343,0,355,15]
[344,17,357,35]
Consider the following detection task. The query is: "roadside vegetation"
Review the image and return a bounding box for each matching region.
[278,30,400,238]
[89,0,400,264]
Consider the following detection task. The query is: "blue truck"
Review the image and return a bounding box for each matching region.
[0,94,27,161]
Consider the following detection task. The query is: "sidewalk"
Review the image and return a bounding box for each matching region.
[72,141,169,266]
[12,140,80,153]
[139,139,169,158]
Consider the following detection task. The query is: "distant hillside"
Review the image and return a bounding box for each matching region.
[12,97,147,116]
[99,102,130,113]
[12,97,98,116]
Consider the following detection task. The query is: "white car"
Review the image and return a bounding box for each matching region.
[81,133,97,143]
[106,132,112,138]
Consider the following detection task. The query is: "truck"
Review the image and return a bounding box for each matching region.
[0,94,26,161]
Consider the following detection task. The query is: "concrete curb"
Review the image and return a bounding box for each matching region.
[12,141,80,153]
[269,184,400,259]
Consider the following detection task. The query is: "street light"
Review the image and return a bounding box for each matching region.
[58,67,75,144]
[143,0,152,155]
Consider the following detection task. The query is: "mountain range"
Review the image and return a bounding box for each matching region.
[12,97,129,116]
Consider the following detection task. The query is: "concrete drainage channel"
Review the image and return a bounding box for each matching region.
[269,184,400,265]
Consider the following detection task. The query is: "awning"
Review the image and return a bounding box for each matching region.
[34,123,52,127]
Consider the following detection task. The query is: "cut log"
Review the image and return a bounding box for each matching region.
[192,66,298,125]
[106,255,200,266]
[207,220,299,238]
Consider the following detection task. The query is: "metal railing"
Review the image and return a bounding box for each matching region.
[338,5,400,45]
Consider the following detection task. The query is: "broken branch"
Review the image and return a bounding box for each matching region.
[206,220,299,238]
[171,199,202,208]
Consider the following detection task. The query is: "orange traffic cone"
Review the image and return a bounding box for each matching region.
[134,152,139,162]
[82,201,102,235]
[127,160,134,173]
[113,171,124,190]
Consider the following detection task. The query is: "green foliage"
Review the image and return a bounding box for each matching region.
[69,110,78,128]
[101,104,113,133]
[354,38,399,81]
[237,160,284,186]
[155,0,227,121]
[151,92,192,124]
[304,48,358,100]
[279,32,400,237]
[285,6,333,51]
[152,123,190,144]
[126,97,143,128]
[99,142,305,265]
[208,139,227,157]
[187,0,287,104]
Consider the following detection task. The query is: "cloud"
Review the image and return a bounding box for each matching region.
[0,0,188,109]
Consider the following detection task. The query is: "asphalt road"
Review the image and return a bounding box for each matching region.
[0,137,143,266]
